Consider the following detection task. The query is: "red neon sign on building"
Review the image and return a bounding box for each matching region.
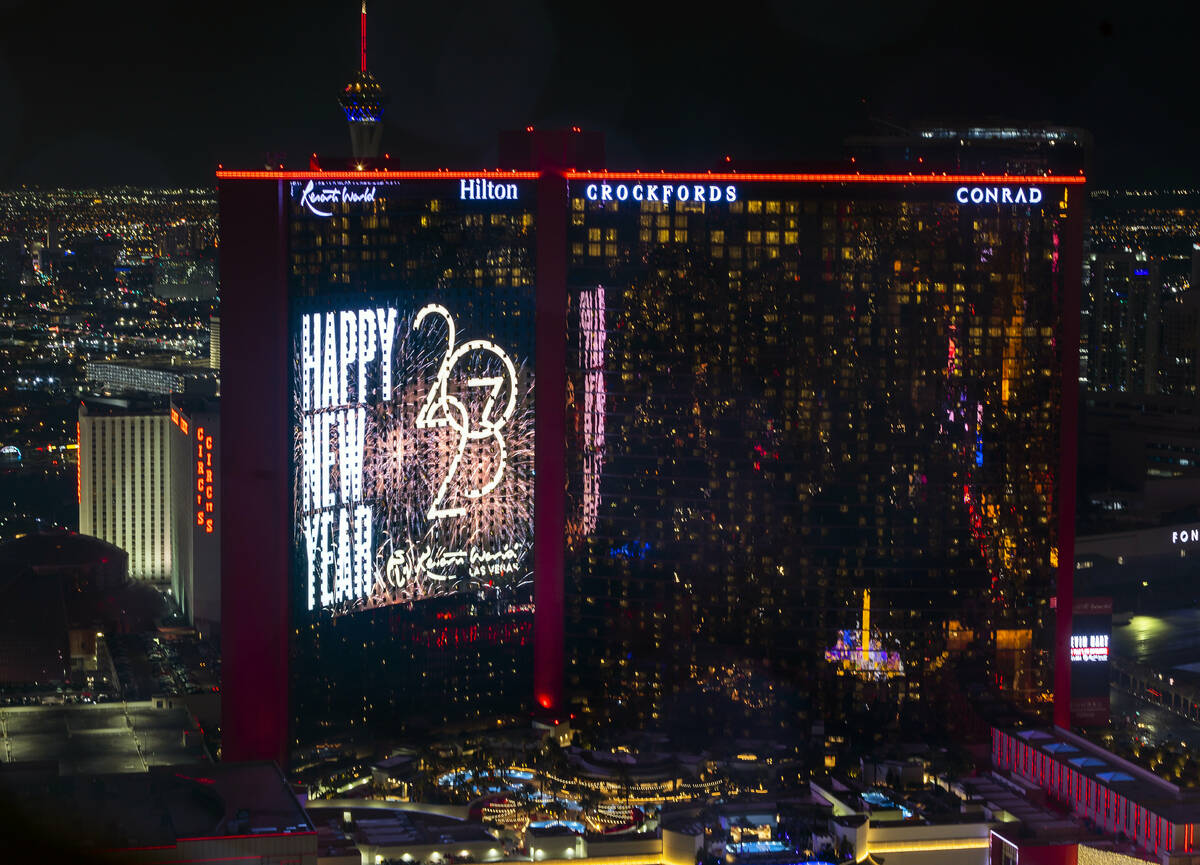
[196,425,215,534]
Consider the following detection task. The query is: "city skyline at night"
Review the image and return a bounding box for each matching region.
[9,4,1200,863]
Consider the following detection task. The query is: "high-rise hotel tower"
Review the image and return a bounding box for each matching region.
[218,128,1085,764]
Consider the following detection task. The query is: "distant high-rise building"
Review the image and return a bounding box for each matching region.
[846,123,1092,176]
[1078,391,1200,523]
[85,359,218,397]
[209,316,221,370]
[1159,290,1200,397]
[1084,252,1163,394]
[0,236,20,287]
[56,235,119,298]
[78,400,173,582]
[153,258,217,299]
[338,2,387,160]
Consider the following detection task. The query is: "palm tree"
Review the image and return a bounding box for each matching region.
[615,764,633,803]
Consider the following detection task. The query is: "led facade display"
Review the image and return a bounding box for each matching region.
[1071,596,1112,727]
[286,179,536,618]
[292,292,534,614]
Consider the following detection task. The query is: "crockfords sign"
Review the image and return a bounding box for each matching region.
[585,183,738,204]
[955,186,1042,205]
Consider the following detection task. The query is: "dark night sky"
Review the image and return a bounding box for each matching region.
[0,0,1188,187]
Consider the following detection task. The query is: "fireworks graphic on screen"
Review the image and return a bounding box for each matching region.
[294,301,534,613]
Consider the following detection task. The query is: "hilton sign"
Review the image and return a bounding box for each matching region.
[459,178,519,201]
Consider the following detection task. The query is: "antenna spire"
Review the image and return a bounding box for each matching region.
[341,0,387,159]
[360,1,367,73]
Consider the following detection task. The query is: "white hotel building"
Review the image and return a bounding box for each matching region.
[79,401,172,583]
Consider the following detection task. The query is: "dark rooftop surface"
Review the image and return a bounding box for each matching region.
[1002,726,1200,823]
[0,703,207,773]
[308,804,494,849]
[0,760,312,851]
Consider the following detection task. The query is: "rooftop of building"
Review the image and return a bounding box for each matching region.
[0,760,311,851]
[87,357,214,374]
[307,804,494,849]
[0,528,126,575]
[997,725,1200,822]
[0,702,208,773]
[78,395,169,416]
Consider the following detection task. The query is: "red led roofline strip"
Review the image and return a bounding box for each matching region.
[216,169,1084,184]
[215,170,540,180]
[565,171,1086,184]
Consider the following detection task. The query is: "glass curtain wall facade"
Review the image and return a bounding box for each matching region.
[563,180,1079,734]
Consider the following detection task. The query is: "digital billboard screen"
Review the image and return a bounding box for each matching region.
[292,289,534,614]
[1070,595,1112,727]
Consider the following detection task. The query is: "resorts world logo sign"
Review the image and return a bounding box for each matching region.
[297,180,378,217]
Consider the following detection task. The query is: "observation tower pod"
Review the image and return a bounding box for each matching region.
[339,1,387,160]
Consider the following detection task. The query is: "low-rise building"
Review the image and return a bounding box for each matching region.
[0,761,316,863]
[993,726,1200,863]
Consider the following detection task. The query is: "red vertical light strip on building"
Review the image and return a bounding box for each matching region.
[1055,188,1085,727]
[76,421,81,503]
[360,1,367,73]
[533,168,568,716]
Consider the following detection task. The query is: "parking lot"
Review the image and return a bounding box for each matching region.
[0,702,210,774]
[107,633,220,701]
